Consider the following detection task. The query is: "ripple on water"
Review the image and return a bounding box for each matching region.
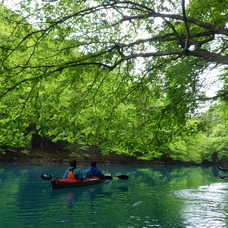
[175,183,228,228]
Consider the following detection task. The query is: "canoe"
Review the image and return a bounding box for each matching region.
[51,177,107,189]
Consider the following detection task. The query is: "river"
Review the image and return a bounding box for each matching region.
[0,162,227,227]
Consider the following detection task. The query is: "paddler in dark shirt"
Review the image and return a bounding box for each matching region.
[85,161,105,178]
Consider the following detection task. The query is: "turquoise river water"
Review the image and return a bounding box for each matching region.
[0,162,228,227]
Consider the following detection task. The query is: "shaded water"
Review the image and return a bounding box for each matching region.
[0,162,228,227]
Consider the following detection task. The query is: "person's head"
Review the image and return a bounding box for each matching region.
[91,161,96,167]
[69,160,77,168]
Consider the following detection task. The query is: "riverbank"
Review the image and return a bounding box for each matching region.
[0,148,220,165]
[0,146,143,164]
[0,144,225,165]
[1,145,193,165]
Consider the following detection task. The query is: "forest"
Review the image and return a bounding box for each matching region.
[0,0,227,163]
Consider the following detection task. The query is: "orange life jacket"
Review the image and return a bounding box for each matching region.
[67,170,75,179]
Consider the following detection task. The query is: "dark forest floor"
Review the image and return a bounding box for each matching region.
[0,146,149,164]
[0,144,222,165]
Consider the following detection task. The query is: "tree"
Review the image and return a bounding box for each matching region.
[0,0,228,160]
[198,103,228,162]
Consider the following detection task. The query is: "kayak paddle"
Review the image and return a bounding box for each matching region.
[114,175,129,179]
[103,175,129,180]
[41,174,56,180]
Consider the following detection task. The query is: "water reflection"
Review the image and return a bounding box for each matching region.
[50,183,113,207]
[175,183,228,227]
[0,162,227,227]
[49,185,109,224]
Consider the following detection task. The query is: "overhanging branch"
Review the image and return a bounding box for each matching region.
[163,91,228,112]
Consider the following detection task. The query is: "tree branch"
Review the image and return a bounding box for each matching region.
[181,0,190,50]
[189,49,228,64]
[115,11,228,36]
[161,91,228,114]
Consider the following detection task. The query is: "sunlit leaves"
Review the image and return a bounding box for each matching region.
[0,0,228,163]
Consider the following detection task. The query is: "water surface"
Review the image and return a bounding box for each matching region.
[0,163,227,227]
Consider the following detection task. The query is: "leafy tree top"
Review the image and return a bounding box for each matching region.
[0,0,228,159]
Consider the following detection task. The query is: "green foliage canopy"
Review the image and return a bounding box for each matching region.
[0,0,228,161]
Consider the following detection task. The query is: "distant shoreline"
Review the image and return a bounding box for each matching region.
[0,151,222,166]
[1,145,226,165]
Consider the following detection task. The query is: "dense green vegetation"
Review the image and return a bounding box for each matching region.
[0,0,227,163]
